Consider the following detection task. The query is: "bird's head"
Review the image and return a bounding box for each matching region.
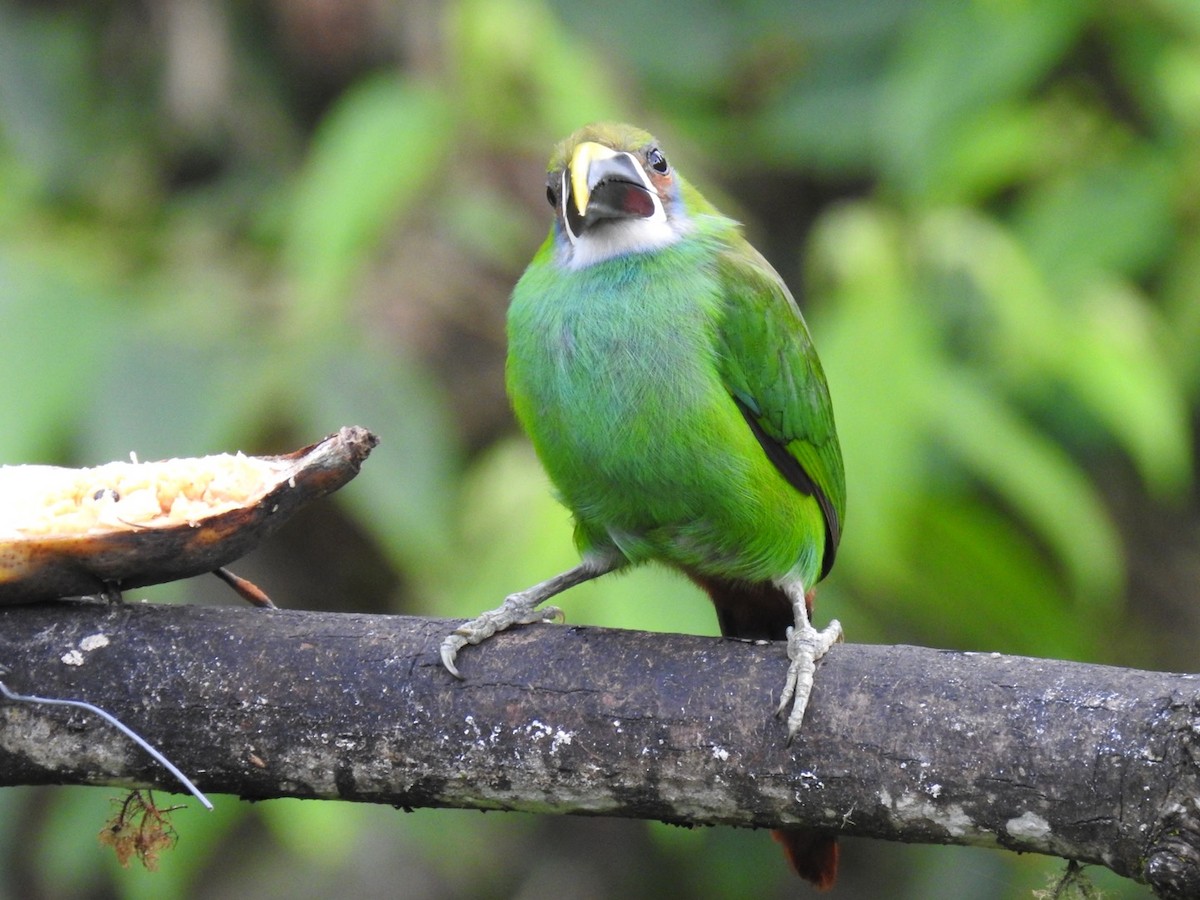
[544,123,697,268]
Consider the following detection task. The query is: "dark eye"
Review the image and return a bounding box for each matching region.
[647,147,669,174]
[546,182,558,208]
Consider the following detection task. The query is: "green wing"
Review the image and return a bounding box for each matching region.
[715,238,846,577]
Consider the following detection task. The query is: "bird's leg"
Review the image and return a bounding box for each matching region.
[775,581,842,743]
[440,558,617,678]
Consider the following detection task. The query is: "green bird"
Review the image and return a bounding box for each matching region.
[441,123,845,888]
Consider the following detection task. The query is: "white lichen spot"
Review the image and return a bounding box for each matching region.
[712,746,730,762]
[463,715,499,749]
[795,771,824,791]
[79,633,109,652]
[1005,811,1051,841]
[550,729,574,753]
[60,633,111,666]
[927,783,943,798]
[522,719,574,754]
[891,792,975,837]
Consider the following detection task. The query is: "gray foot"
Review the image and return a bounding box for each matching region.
[775,583,842,742]
[440,591,563,678]
[439,561,613,678]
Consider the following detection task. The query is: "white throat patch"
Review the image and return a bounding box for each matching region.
[564,216,684,269]
[559,169,685,269]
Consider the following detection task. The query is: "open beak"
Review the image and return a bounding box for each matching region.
[563,141,656,240]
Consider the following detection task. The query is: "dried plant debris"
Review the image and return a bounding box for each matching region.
[1034,861,1104,899]
[99,790,184,871]
[0,426,378,604]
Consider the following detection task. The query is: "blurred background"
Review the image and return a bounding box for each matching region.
[1,0,1196,897]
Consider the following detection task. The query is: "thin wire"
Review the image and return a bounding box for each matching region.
[0,678,213,810]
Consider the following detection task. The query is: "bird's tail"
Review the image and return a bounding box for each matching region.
[692,576,839,891]
[773,829,839,892]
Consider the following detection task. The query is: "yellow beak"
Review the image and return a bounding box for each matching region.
[569,141,623,217]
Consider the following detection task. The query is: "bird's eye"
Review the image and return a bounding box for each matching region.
[647,147,669,174]
[546,184,558,208]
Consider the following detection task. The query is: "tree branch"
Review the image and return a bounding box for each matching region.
[0,601,1196,897]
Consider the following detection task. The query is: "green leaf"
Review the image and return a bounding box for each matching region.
[1060,281,1191,495]
[0,252,119,461]
[810,203,939,589]
[80,332,272,461]
[881,0,1089,199]
[929,375,1123,605]
[284,76,454,333]
[1014,151,1176,285]
[447,0,623,148]
[288,331,461,581]
[918,210,1190,496]
[882,498,1097,659]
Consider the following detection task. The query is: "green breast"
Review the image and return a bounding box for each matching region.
[507,235,826,585]
[510,241,719,482]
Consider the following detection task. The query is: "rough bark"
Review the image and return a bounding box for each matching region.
[0,601,1196,897]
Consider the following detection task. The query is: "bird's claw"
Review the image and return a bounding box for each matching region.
[439,594,564,678]
[776,617,842,744]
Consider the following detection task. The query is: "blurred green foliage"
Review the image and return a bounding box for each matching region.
[1,0,1195,897]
